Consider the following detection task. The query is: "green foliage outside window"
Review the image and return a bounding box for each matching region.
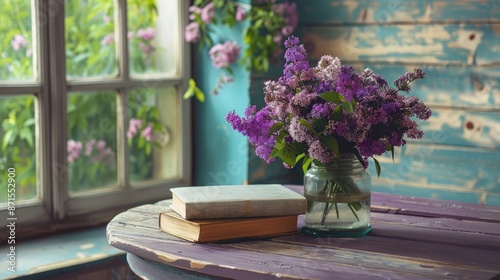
[0,0,165,202]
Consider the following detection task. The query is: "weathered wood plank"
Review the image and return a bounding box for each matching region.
[371,212,500,236]
[370,191,500,222]
[416,108,500,149]
[297,0,500,24]
[368,143,500,198]
[299,24,500,66]
[372,179,487,206]
[485,192,500,206]
[369,213,500,250]
[275,233,500,276]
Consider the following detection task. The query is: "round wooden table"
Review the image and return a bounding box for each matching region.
[106,185,500,279]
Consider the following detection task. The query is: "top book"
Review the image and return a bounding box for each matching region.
[170,184,307,220]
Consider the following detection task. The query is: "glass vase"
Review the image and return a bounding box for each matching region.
[302,154,371,237]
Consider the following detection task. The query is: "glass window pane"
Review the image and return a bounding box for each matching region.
[128,0,178,76]
[0,95,37,204]
[67,92,118,193]
[0,0,35,80]
[65,0,117,79]
[128,87,179,183]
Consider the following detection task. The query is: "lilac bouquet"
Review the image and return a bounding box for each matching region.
[226,36,431,175]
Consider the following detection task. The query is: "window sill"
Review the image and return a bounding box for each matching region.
[0,225,125,280]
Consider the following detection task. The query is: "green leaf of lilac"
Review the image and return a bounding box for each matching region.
[274,138,286,150]
[312,118,328,132]
[332,105,343,121]
[279,147,296,167]
[341,100,355,113]
[299,118,317,135]
[268,122,285,136]
[302,155,312,174]
[295,153,305,164]
[269,146,282,159]
[318,91,342,104]
[319,135,339,157]
[373,157,382,177]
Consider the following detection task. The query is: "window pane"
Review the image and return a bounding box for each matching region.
[0,0,35,80]
[128,87,179,183]
[0,95,37,204]
[128,0,178,76]
[67,92,118,193]
[65,0,117,79]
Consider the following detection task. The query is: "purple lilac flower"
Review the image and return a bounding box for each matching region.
[291,90,315,108]
[137,27,155,41]
[188,5,202,19]
[139,42,155,57]
[311,103,332,119]
[11,34,27,51]
[226,36,431,169]
[336,66,361,101]
[393,68,425,92]
[209,41,240,69]
[308,140,334,164]
[357,139,387,158]
[101,34,114,46]
[127,118,143,138]
[67,140,83,163]
[185,22,201,43]
[201,2,215,24]
[141,124,154,141]
[273,33,283,44]
[405,96,432,120]
[235,6,247,21]
[289,117,312,143]
[284,3,298,30]
[226,106,276,163]
[314,55,341,86]
[282,36,312,82]
[87,140,114,163]
[273,2,298,37]
[85,139,96,156]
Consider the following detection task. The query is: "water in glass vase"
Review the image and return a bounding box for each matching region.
[303,196,370,234]
[302,154,372,237]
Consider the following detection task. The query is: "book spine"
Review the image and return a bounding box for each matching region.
[184,199,306,219]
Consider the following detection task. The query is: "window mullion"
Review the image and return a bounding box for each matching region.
[37,0,53,220]
[48,0,68,220]
[116,0,130,189]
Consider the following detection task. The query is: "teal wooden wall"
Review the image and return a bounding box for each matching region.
[193,19,251,186]
[293,0,500,205]
[195,1,500,205]
[194,1,301,187]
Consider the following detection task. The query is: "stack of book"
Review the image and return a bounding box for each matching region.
[159,184,307,243]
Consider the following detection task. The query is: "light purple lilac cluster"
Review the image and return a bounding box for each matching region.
[67,139,114,164]
[226,36,431,169]
[127,118,155,142]
[209,41,240,69]
[102,26,156,59]
[10,34,32,57]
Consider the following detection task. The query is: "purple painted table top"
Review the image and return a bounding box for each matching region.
[106,185,500,279]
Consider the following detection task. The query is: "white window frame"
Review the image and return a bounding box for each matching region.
[0,0,191,235]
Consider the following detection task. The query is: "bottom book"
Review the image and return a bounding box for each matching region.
[159,208,299,243]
